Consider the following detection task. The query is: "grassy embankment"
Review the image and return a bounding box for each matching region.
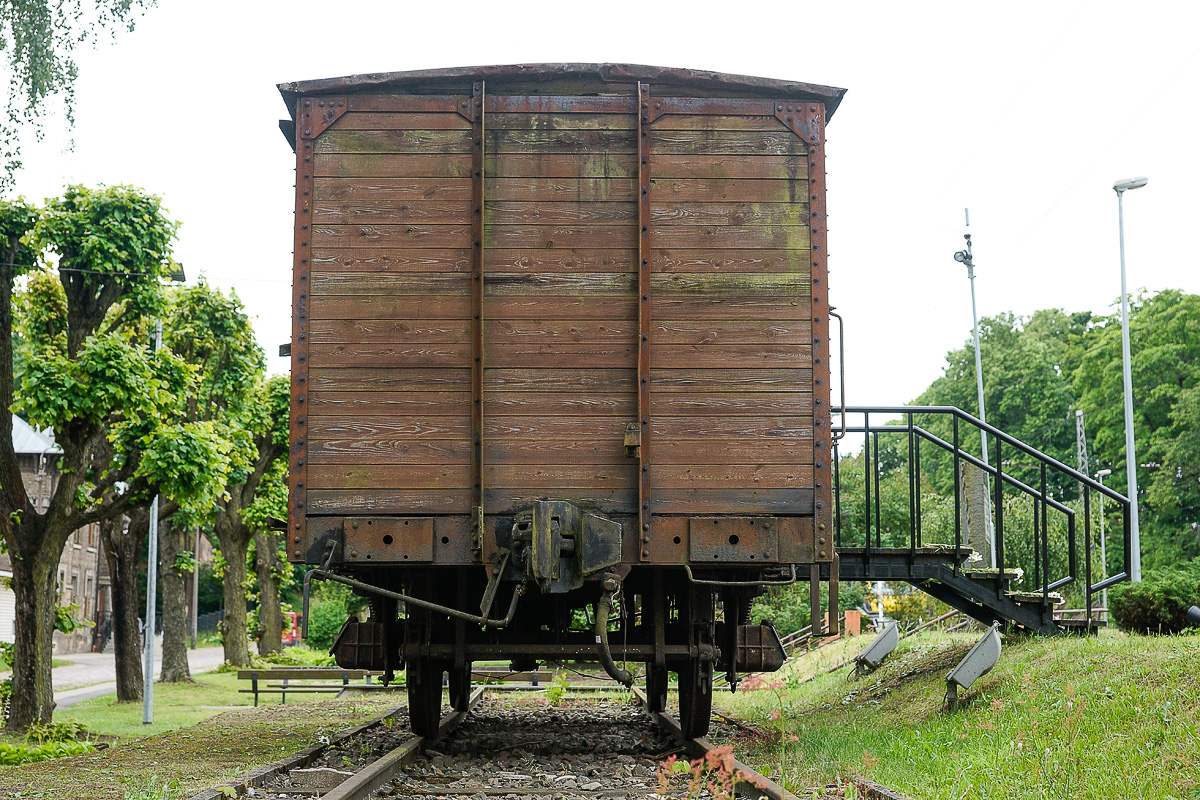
[0,672,401,799]
[716,627,1200,799]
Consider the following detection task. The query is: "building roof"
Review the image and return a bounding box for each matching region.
[11,415,60,455]
[279,63,846,120]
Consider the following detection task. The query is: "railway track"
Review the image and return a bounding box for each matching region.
[188,688,910,800]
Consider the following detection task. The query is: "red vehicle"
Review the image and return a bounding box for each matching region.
[281,611,302,647]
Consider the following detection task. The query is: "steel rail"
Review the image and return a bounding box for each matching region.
[321,686,486,800]
[183,703,411,800]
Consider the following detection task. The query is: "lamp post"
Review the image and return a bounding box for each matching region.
[144,263,185,725]
[1096,469,1112,616]
[954,233,995,567]
[1113,177,1147,582]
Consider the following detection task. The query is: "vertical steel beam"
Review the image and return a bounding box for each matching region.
[470,82,486,555]
[637,83,653,560]
[288,99,316,562]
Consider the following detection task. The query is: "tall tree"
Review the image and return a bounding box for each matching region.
[0,1,154,185]
[158,282,267,667]
[246,459,288,655]
[213,375,288,666]
[0,187,221,729]
[100,510,145,701]
[1073,290,1200,569]
[914,309,1090,498]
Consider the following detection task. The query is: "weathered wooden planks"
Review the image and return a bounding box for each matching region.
[312,224,472,250]
[315,178,473,202]
[309,318,809,346]
[488,177,638,202]
[309,390,811,417]
[650,130,807,156]
[311,249,471,272]
[305,488,814,515]
[300,98,823,527]
[315,153,472,178]
[334,112,471,130]
[312,200,473,225]
[315,129,472,154]
[309,463,812,491]
[486,153,636,178]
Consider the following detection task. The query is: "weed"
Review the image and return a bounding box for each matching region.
[25,719,88,744]
[121,774,181,800]
[655,745,768,799]
[545,672,570,706]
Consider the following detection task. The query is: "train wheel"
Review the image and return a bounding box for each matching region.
[407,657,443,738]
[449,662,472,712]
[646,664,669,713]
[678,657,713,738]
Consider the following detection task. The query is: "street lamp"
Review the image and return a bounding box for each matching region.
[1096,468,1112,615]
[1113,177,1147,582]
[954,232,995,567]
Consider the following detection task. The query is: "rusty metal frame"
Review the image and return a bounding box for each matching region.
[469,81,486,555]
[799,102,832,564]
[637,83,653,561]
[287,98,319,562]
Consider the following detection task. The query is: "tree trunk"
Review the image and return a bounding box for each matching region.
[6,547,62,729]
[254,531,283,656]
[158,519,192,682]
[102,513,145,702]
[216,527,252,667]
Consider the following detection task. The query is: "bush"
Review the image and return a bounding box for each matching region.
[1109,559,1200,634]
[304,600,349,652]
[26,719,88,743]
[0,740,94,765]
[255,644,335,668]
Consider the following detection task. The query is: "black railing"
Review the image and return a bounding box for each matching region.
[832,406,1132,623]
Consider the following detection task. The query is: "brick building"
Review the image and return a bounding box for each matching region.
[0,417,109,654]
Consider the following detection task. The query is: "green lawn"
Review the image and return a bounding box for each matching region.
[716,627,1200,800]
[0,679,401,799]
[61,671,258,740]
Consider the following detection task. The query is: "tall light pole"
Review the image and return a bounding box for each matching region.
[1096,468,1112,615]
[143,319,162,724]
[954,225,995,567]
[1113,177,1147,582]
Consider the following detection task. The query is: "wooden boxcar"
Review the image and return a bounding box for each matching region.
[279,64,845,737]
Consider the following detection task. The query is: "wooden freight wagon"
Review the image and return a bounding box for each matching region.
[279,64,845,737]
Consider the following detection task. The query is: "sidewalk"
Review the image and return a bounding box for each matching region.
[52,641,229,708]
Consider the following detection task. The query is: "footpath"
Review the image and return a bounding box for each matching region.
[52,641,228,708]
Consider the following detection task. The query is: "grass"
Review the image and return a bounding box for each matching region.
[716,627,1200,799]
[0,693,401,799]
[50,659,73,669]
[61,672,258,741]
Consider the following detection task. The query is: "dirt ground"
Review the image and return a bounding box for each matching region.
[0,696,401,800]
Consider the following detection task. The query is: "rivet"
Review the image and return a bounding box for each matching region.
[642,550,650,558]
[643,524,650,531]
[293,536,301,544]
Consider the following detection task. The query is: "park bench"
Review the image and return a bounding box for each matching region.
[236,667,377,706]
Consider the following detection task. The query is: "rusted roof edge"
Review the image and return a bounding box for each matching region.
[277,63,846,120]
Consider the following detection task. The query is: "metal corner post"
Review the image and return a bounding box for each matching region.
[637,83,653,560]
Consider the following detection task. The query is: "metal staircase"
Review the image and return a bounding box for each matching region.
[828,407,1133,635]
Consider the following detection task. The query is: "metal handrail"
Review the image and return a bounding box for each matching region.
[830,405,1133,627]
[837,406,1128,502]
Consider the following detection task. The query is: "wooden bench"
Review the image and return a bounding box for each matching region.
[236,668,377,706]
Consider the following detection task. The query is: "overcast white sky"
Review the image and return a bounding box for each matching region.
[10,1,1199,409]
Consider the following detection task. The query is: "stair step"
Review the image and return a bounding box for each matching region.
[962,567,1024,582]
[1006,590,1064,605]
